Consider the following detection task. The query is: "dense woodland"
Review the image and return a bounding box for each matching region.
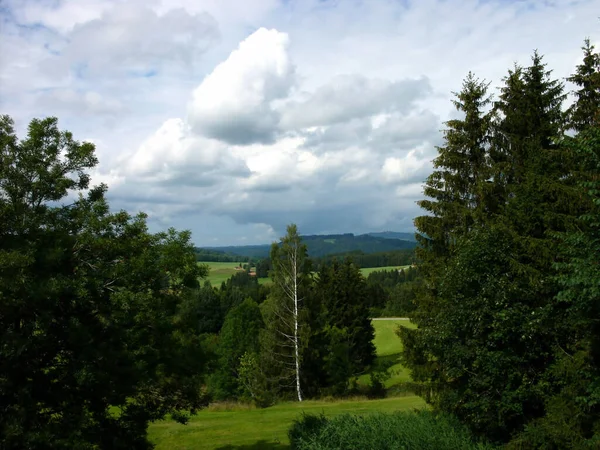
[399,40,600,448]
[0,36,598,450]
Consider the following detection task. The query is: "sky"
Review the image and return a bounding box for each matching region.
[1,0,598,246]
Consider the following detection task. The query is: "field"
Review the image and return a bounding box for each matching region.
[202,263,411,287]
[359,265,412,277]
[148,396,425,449]
[201,262,246,286]
[148,319,420,449]
[370,318,416,386]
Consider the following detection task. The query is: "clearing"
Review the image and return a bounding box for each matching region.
[148,318,420,449]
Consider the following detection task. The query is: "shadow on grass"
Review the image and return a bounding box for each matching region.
[215,440,289,450]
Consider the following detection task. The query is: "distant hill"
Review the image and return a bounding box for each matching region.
[202,232,417,259]
[364,231,417,241]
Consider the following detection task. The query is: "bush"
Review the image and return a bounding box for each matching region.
[288,410,497,450]
[289,413,329,450]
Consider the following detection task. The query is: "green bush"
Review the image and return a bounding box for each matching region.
[288,410,497,450]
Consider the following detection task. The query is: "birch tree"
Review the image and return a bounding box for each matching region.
[268,224,310,402]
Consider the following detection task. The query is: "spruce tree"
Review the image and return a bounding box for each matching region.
[415,72,495,261]
[567,39,600,132]
[402,52,585,441]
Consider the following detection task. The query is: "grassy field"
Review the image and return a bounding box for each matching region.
[148,396,425,449]
[359,265,412,277]
[148,318,420,449]
[356,318,416,387]
[201,262,246,287]
[202,263,411,286]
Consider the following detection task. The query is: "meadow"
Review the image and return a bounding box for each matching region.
[203,262,246,286]
[148,319,420,449]
[359,265,412,276]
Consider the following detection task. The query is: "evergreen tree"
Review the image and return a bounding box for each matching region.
[415,71,495,263]
[210,299,264,400]
[402,52,584,442]
[567,39,600,132]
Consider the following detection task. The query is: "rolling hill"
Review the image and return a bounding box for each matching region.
[200,232,417,259]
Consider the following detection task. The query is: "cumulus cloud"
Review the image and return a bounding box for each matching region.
[2,0,599,245]
[125,118,250,186]
[188,28,295,144]
[281,75,432,129]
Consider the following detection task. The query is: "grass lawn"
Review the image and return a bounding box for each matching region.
[359,265,412,277]
[357,318,417,387]
[148,318,421,449]
[148,396,425,449]
[200,262,246,287]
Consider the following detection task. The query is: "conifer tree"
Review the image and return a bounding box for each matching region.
[567,39,600,132]
[402,52,584,442]
[415,72,495,262]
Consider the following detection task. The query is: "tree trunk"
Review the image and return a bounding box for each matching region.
[293,244,302,402]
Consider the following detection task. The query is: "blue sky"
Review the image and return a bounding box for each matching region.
[0,0,598,246]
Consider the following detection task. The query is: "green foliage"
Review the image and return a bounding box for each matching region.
[567,39,600,132]
[0,115,209,449]
[288,410,497,450]
[402,40,600,448]
[210,299,264,401]
[301,260,376,397]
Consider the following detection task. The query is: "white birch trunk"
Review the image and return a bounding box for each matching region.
[292,243,302,402]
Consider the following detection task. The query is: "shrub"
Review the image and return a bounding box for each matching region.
[288,410,497,450]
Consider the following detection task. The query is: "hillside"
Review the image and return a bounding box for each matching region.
[202,232,417,259]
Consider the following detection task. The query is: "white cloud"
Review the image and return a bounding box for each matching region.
[281,75,432,129]
[188,27,295,144]
[39,4,219,80]
[1,0,599,245]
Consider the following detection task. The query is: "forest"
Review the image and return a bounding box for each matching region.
[0,36,598,450]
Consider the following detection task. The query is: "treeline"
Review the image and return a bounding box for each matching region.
[365,266,420,317]
[249,249,416,280]
[400,39,600,448]
[194,247,250,262]
[313,248,415,270]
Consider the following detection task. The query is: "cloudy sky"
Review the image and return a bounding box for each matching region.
[1,0,598,246]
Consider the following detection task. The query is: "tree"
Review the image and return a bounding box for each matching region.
[509,105,600,450]
[415,71,495,264]
[316,260,376,374]
[0,116,208,449]
[268,224,310,402]
[402,51,584,442]
[210,299,264,400]
[567,39,600,132]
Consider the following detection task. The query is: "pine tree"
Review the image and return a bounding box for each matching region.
[402,52,584,442]
[567,39,600,132]
[415,71,495,262]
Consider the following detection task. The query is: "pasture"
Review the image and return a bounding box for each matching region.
[359,265,412,277]
[148,396,425,449]
[357,318,416,387]
[148,318,420,449]
[202,262,246,286]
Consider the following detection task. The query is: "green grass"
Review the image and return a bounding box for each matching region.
[359,265,411,277]
[148,396,426,449]
[148,318,421,449]
[201,262,246,287]
[357,318,416,387]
